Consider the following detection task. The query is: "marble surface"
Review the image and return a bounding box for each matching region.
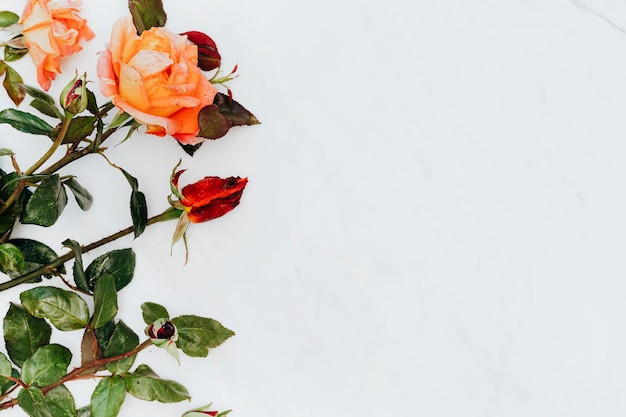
[3,0,626,415]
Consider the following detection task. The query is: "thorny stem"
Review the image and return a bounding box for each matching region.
[0,339,153,410]
[0,207,182,292]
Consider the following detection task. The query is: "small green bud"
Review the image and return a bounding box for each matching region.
[60,73,88,115]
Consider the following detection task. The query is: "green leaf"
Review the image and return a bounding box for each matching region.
[80,328,99,367]
[91,377,126,417]
[197,104,231,140]
[63,177,93,210]
[19,84,55,105]
[21,174,68,227]
[108,112,131,129]
[214,92,260,126]
[130,364,158,377]
[0,352,12,378]
[171,315,235,357]
[91,273,118,329]
[76,405,92,417]
[62,238,88,292]
[119,169,147,238]
[3,303,51,367]
[179,141,203,157]
[18,387,52,417]
[0,171,25,235]
[53,116,96,144]
[45,385,76,417]
[128,0,167,34]
[141,302,169,325]
[0,108,53,135]
[30,98,62,119]
[85,248,135,291]
[124,372,190,403]
[21,286,90,331]
[3,64,24,105]
[0,11,19,28]
[0,242,24,274]
[0,147,13,156]
[5,238,65,280]
[86,88,98,115]
[4,43,28,62]
[21,344,72,386]
[103,320,138,374]
[0,368,18,395]
[94,320,115,352]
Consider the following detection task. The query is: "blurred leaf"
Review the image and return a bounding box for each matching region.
[76,405,92,417]
[4,42,28,62]
[124,372,190,403]
[214,93,260,126]
[63,177,93,211]
[19,84,55,104]
[21,344,72,386]
[30,98,62,119]
[3,64,24,105]
[86,88,98,115]
[45,385,76,417]
[21,174,68,227]
[0,242,24,274]
[108,112,131,129]
[197,104,231,140]
[5,238,65,280]
[141,302,169,325]
[128,0,166,34]
[21,286,90,331]
[171,315,235,357]
[0,148,13,156]
[91,273,118,329]
[3,303,51,367]
[103,320,138,374]
[90,376,126,417]
[85,248,135,291]
[0,11,18,28]
[0,108,52,135]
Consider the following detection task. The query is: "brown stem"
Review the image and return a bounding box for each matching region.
[0,207,182,292]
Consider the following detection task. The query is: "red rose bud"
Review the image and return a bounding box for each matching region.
[174,172,248,223]
[183,30,221,71]
[146,318,178,341]
[60,73,88,114]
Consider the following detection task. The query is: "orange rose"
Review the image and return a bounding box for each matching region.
[97,16,217,145]
[20,0,95,91]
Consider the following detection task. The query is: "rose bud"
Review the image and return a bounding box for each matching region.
[182,31,221,71]
[182,404,231,417]
[172,170,248,224]
[145,318,180,363]
[60,72,88,114]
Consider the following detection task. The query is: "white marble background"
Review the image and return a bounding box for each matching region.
[3,0,626,416]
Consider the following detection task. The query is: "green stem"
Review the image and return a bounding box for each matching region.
[0,207,182,292]
[24,115,72,176]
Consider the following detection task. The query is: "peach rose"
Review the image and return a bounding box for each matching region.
[20,0,95,91]
[97,16,217,145]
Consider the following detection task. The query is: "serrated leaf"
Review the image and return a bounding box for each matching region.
[0,11,18,28]
[20,286,90,331]
[85,248,135,291]
[18,387,51,417]
[141,302,169,325]
[128,0,167,34]
[124,373,190,403]
[3,303,51,367]
[103,321,138,374]
[5,238,65,280]
[130,364,158,378]
[197,104,231,140]
[30,98,62,119]
[86,88,98,115]
[0,242,24,274]
[53,116,96,144]
[91,273,118,329]
[3,64,24,105]
[91,376,126,417]
[63,177,93,211]
[21,174,68,227]
[61,238,88,292]
[179,141,203,156]
[0,352,12,378]
[21,344,72,386]
[45,385,75,417]
[0,108,52,135]
[214,93,260,126]
[0,368,18,395]
[171,315,235,357]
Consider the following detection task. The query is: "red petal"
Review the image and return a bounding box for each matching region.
[181,176,247,207]
[187,189,245,223]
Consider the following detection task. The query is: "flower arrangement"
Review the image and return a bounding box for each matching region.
[0,0,258,416]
